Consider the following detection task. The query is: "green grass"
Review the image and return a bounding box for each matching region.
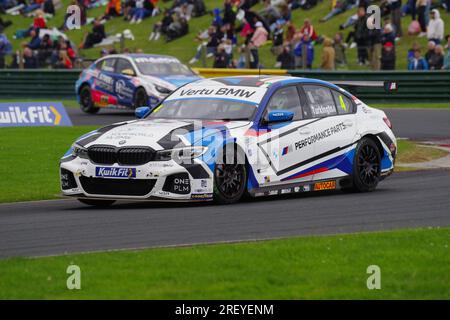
[395,139,448,171]
[0,98,79,108]
[3,0,450,69]
[0,126,96,203]
[0,228,448,299]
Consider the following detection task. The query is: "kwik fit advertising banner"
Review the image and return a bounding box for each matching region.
[0,102,72,127]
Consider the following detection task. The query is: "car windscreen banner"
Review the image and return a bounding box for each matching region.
[0,102,73,127]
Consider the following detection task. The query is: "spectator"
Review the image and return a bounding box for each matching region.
[165,14,189,42]
[54,50,73,69]
[299,19,317,42]
[79,18,105,49]
[0,25,12,69]
[130,0,153,24]
[271,20,284,55]
[276,44,295,69]
[354,6,369,65]
[427,9,444,44]
[367,17,382,70]
[320,0,354,22]
[429,44,444,70]
[213,44,228,68]
[0,17,12,30]
[25,29,41,50]
[102,0,122,20]
[37,33,52,66]
[149,9,173,41]
[381,23,396,45]
[189,25,220,64]
[407,41,420,62]
[425,40,436,61]
[444,38,450,69]
[389,0,402,38]
[42,0,55,16]
[417,0,427,37]
[248,21,268,68]
[320,37,335,70]
[222,0,236,26]
[294,33,314,69]
[333,32,346,66]
[408,49,429,70]
[33,10,47,29]
[23,47,38,68]
[381,41,396,70]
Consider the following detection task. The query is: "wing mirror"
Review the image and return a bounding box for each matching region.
[121,69,135,77]
[135,106,151,119]
[266,110,294,123]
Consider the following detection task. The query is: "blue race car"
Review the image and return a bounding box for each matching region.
[75,54,201,114]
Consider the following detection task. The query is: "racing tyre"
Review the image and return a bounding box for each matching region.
[134,88,148,108]
[78,199,116,207]
[213,146,247,204]
[351,138,381,192]
[79,85,100,114]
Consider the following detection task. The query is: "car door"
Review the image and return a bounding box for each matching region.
[93,57,117,106]
[257,85,317,185]
[114,58,137,107]
[300,84,358,182]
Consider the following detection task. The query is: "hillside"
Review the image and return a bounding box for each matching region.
[2,0,450,70]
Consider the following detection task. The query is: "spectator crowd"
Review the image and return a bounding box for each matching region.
[0,0,450,70]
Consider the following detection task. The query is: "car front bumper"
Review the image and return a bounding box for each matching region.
[60,156,214,202]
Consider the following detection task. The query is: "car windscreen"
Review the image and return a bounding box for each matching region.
[134,57,194,76]
[148,98,257,121]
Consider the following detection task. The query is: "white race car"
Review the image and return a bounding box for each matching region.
[61,76,397,206]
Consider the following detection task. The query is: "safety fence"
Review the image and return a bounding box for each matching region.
[0,69,449,103]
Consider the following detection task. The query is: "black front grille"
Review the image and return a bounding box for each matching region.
[80,176,156,196]
[87,146,155,165]
[118,147,155,165]
[88,146,116,165]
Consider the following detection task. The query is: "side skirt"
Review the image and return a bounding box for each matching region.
[248,176,353,198]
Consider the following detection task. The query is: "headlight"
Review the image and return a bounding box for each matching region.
[155,85,172,94]
[154,146,207,161]
[71,143,88,158]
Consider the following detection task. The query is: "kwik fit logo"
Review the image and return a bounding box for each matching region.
[0,102,72,127]
[96,167,136,178]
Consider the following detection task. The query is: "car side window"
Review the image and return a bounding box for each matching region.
[116,58,135,75]
[331,90,353,114]
[100,58,116,72]
[303,85,337,118]
[265,86,303,121]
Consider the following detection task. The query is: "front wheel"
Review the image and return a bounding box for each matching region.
[213,152,247,205]
[79,85,100,114]
[78,198,116,207]
[134,88,148,108]
[351,138,381,192]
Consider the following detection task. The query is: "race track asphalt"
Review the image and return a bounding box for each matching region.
[1,169,449,258]
[67,108,450,140]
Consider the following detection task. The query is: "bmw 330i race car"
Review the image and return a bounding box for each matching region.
[75,54,201,114]
[61,76,397,206]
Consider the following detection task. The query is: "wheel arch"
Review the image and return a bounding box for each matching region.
[360,134,384,157]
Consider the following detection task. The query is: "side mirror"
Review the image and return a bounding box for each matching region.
[121,69,135,77]
[135,106,151,119]
[266,110,294,123]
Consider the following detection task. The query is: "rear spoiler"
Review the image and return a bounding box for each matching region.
[331,81,398,93]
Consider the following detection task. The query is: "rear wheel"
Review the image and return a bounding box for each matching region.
[134,88,148,108]
[213,146,247,204]
[351,138,381,192]
[78,198,116,207]
[79,85,100,114]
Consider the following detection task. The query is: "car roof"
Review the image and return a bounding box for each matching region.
[97,53,181,62]
[191,75,340,90]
